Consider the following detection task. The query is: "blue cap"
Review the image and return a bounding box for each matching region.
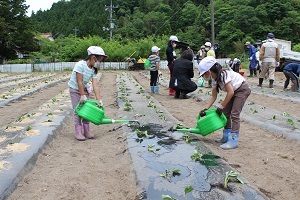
[267,33,275,39]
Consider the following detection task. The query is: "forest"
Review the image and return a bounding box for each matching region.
[1,0,300,62]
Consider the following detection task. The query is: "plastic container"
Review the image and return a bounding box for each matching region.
[197,77,204,87]
[176,108,227,136]
[75,100,105,125]
[144,59,150,68]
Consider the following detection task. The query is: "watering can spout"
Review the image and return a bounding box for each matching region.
[176,128,201,134]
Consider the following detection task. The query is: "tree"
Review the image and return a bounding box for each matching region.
[0,0,39,63]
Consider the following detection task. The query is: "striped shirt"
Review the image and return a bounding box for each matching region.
[68,60,97,90]
[148,55,160,71]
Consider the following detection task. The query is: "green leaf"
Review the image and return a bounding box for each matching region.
[184,186,194,194]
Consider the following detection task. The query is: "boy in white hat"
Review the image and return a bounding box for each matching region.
[198,56,251,149]
[68,46,108,141]
[148,46,161,94]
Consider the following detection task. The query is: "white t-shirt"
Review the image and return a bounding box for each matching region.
[212,70,245,91]
[68,60,98,90]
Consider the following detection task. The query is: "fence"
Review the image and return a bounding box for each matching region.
[0,59,228,73]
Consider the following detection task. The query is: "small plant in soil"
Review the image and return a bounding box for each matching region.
[160,168,181,182]
[191,150,203,162]
[249,107,258,114]
[52,97,58,102]
[181,134,192,143]
[26,126,32,131]
[147,144,160,153]
[135,129,149,138]
[184,186,194,198]
[286,119,298,129]
[224,170,246,188]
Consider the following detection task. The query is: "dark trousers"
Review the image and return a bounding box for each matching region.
[150,70,158,86]
[283,70,299,90]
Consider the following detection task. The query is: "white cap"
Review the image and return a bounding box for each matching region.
[87,46,108,57]
[204,42,211,47]
[151,46,160,53]
[244,41,250,45]
[198,56,217,76]
[233,58,238,62]
[169,35,179,42]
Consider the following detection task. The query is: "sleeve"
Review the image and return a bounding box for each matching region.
[73,62,84,74]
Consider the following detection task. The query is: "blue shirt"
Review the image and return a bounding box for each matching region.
[283,63,300,74]
[68,60,97,90]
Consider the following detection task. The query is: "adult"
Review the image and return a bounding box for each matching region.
[245,41,257,77]
[258,33,280,88]
[255,40,263,74]
[283,63,300,92]
[68,46,107,141]
[204,42,215,58]
[166,35,179,96]
[196,45,205,64]
[170,49,197,99]
[198,56,251,149]
[231,58,241,73]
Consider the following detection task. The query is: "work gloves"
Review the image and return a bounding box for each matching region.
[216,107,223,116]
[80,95,87,103]
[199,108,207,117]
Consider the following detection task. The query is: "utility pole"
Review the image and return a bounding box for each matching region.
[210,0,215,45]
[105,0,118,40]
[73,28,79,38]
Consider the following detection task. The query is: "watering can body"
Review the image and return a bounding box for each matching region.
[176,108,227,136]
[75,100,137,125]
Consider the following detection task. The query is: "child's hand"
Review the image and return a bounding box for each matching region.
[199,108,207,117]
[216,107,223,116]
[80,95,87,103]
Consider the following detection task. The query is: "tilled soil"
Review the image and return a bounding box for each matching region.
[4,70,300,200]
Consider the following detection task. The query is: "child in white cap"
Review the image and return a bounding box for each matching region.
[148,46,161,94]
[198,56,251,149]
[68,46,108,141]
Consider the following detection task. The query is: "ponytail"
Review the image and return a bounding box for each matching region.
[210,63,224,93]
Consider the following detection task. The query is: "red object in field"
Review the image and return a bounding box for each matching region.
[239,72,244,76]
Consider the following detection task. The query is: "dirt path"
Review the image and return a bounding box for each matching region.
[4,70,300,200]
[7,72,139,200]
[130,70,300,200]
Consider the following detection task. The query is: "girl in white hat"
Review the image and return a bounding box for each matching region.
[198,56,251,149]
[68,46,108,141]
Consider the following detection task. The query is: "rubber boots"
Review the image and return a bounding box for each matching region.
[150,86,155,93]
[83,123,94,139]
[247,69,253,77]
[269,79,274,88]
[215,129,231,143]
[169,88,176,96]
[257,78,263,87]
[154,86,160,94]
[75,124,86,141]
[220,132,239,150]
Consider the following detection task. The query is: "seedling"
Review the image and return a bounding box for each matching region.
[249,107,258,114]
[191,150,203,162]
[26,126,32,131]
[147,144,160,153]
[286,119,298,129]
[161,194,177,200]
[181,134,192,143]
[47,112,54,116]
[160,168,181,182]
[224,170,246,188]
[184,186,194,198]
[52,97,58,102]
[135,129,149,138]
[283,112,290,117]
[44,119,53,122]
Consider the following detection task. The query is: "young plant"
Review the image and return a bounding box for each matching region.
[160,168,181,182]
[147,144,160,153]
[184,186,194,198]
[286,119,298,129]
[135,129,149,138]
[181,134,192,143]
[161,194,177,200]
[191,150,203,162]
[224,170,246,188]
[26,126,32,131]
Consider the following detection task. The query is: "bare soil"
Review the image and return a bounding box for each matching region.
[5,70,300,200]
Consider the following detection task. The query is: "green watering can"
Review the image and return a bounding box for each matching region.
[75,100,139,125]
[169,108,227,136]
[144,59,151,68]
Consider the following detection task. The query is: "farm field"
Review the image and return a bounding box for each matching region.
[1,69,300,200]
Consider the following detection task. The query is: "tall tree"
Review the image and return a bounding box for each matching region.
[0,0,38,63]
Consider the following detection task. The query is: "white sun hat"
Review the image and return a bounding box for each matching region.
[169,35,179,42]
[151,46,160,53]
[198,56,217,76]
[204,42,212,47]
[87,46,108,57]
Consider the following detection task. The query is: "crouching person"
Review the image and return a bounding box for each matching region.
[198,56,251,149]
[170,49,197,99]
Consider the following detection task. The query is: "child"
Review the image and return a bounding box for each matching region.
[68,46,108,141]
[148,46,161,94]
[198,56,251,149]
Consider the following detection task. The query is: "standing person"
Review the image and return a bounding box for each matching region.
[170,49,197,99]
[255,40,263,74]
[198,56,251,149]
[231,58,241,73]
[166,35,179,96]
[148,46,161,94]
[68,46,107,141]
[204,42,215,58]
[245,41,257,77]
[196,45,205,64]
[283,63,300,92]
[258,33,280,88]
